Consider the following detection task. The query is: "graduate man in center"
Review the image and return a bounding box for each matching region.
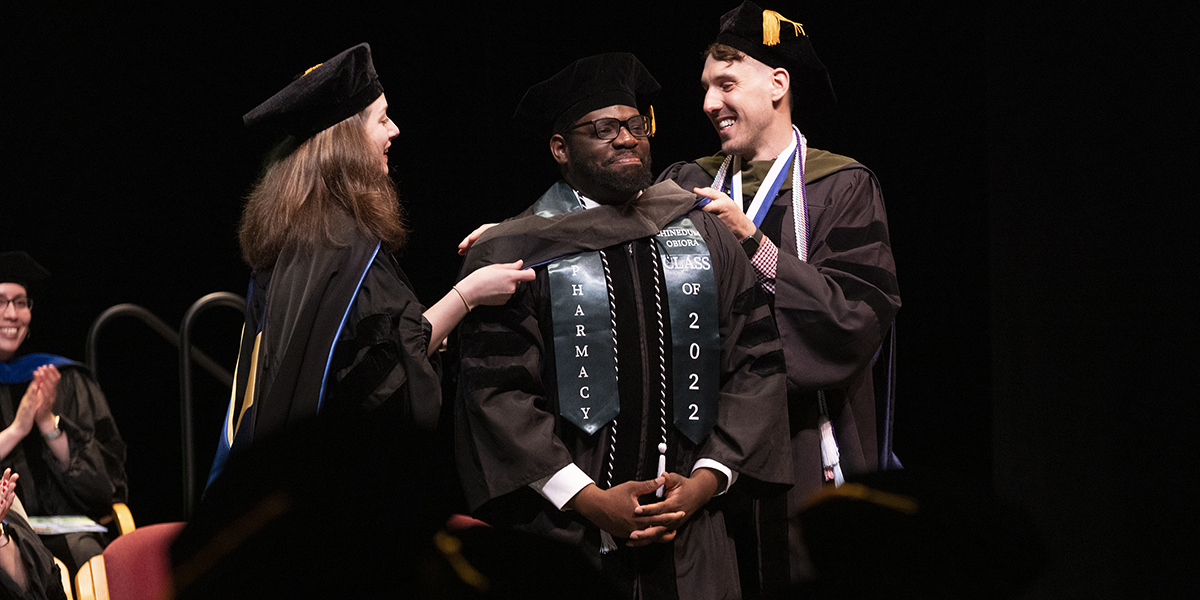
[455,53,792,599]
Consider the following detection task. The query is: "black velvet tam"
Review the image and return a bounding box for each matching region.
[714,1,837,114]
[0,251,50,294]
[242,43,384,139]
[513,52,660,138]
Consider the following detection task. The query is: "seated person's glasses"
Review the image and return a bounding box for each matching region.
[0,297,31,311]
[567,115,653,140]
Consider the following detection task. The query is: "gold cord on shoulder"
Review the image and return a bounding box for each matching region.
[302,62,324,77]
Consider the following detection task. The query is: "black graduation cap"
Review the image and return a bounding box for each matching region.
[0,251,50,295]
[243,43,385,139]
[514,52,661,139]
[714,1,837,114]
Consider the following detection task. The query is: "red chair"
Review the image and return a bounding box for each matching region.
[445,513,489,532]
[75,522,185,600]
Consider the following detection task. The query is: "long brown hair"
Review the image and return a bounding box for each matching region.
[239,108,407,271]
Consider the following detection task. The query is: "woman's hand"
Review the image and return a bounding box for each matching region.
[32,365,60,435]
[0,469,18,523]
[0,469,26,591]
[12,381,44,438]
[424,260,536,357]
[458,223,498,256]
[455,260,536,308]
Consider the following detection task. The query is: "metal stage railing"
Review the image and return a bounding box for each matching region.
[178,292,245,517]
[85,293,245,519]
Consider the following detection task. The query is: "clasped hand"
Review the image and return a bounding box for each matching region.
[571,469,721,548]
[0,469,17,523]
[13,365,61,437]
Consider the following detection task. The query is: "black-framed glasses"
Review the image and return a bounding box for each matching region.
[567,115,653,140]
[0,297,31,311]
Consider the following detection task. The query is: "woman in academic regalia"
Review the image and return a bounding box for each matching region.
[0,251,127,578]
[0,469,69,600]
[205,42,533,485]
[172,44,533,598]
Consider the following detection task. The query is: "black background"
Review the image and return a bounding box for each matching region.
[5,3,1195,598]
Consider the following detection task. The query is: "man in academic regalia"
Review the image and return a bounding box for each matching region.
[658,1,902,586]
[455,53,792,600]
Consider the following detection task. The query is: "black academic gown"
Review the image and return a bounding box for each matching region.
[456,180,791,600]
[661,149,901,581]
[207,210,442,487]
[0,514,68,600]
[0,362,127,573]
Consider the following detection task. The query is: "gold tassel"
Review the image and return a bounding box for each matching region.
[762,10,807,46]
[434,531,491,592]
[648,105,657,137]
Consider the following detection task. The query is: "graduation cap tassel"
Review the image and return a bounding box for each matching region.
[817,391,844,486]
[762,10,806,46]
[601,531,617,554]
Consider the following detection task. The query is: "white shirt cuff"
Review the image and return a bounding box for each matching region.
[692,459,737,495]
[530,463,594,510]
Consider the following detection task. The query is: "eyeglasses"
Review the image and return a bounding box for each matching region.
[567,115,653,140]
[0,297,32,311]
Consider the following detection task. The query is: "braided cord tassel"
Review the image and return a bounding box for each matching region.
[598,249,620,554]
[597,249,620,492]
[793,127,810,262]
[712,155,733,193]
[649,243,670,497]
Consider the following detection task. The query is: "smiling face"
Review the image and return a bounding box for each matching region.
[0,282,31,362]
[362,93,399,173]
[552,104,653,206]
[701,54,793,162]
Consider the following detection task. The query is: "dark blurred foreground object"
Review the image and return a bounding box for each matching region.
[795,470,1045,600]
[171,416,619,599]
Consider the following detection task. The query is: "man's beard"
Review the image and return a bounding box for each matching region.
[718,123,761,161]
[568,149,653,205]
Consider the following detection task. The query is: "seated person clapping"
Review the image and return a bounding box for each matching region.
[0,252,127,574]
[0,469,69,600]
